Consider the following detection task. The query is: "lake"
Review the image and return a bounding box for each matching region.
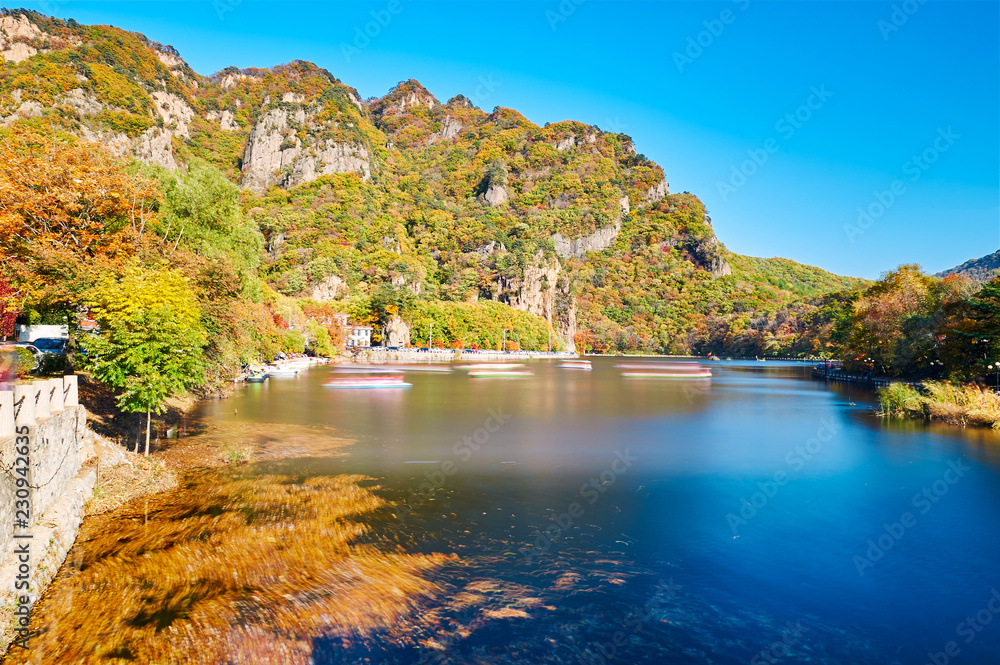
[14,359,1000,664]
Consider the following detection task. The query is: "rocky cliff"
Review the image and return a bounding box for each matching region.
[240,105,371,192]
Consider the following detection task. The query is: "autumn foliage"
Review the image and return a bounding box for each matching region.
[0,124,160,305]
[0,276,21,339]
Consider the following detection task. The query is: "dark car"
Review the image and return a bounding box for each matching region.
[31,337,68,354]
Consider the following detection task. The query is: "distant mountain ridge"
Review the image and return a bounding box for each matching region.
[936,250,1000,282]
[0,8,863,354]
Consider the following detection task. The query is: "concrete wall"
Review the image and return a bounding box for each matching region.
[0,375,91,654]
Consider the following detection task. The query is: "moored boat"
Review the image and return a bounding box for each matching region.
[621,369,711,379]
[323,375,412,389]
[468,369,534,378]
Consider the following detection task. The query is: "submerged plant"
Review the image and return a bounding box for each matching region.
[7,469,453,664]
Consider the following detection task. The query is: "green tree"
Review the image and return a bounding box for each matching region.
[82,264,207,455]
[305,319,334,357]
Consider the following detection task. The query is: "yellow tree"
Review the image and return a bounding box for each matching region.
[82,263,206,455]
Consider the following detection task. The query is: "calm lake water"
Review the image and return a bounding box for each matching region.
[17,359,1000,664]
[182,358,1000,664]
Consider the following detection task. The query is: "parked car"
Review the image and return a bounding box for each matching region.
[30,337,68,355]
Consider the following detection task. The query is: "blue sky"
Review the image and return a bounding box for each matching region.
[7,0,998,278]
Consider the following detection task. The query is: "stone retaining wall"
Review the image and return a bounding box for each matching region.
[0,376,93,656]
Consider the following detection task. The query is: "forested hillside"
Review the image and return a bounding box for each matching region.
[1,8,862,363]
[936,250,1000,283]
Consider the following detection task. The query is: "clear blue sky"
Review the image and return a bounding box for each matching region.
[7,0,998,279]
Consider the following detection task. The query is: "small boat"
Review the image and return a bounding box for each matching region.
[333,365,403,373]
[245,372,267,383]
[615,362,703,369]
[455,363,526,370]
[621,369,711,379]
[324,375,411,389]
[468,369,534,378]
[558,360,592,370]
[267,365,299,377]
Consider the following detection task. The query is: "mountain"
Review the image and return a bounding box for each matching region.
[935,250,1000,283]
[0,8,861,354]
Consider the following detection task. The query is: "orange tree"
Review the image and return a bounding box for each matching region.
[0,123,160,366]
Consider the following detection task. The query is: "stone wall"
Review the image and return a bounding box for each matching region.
[0,376,94,656]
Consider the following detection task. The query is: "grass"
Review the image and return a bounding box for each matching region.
[877,383,924,418]
[878,381,1000,428]
[222,442,254,464]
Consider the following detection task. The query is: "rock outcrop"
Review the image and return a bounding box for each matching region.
[55,88,103,116]
[240,107,371,192]
[555,136,576,152]
[310,274,348,301]
[645,178,669,203]
[0,13,44,63]
[151,91,195,138]
[689,235,732,278]
[484,184,509,207]
[133,127,179,169]
[492,252,576,352]
[207,109,239,131]
[429,115,462,143]
[549,193,630,259]
[551,220,621,259]
[384,315,411,347]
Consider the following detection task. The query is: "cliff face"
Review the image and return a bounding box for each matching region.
[240,106,371,192]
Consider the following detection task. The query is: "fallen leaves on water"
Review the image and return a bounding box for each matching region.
[7,469,453,665]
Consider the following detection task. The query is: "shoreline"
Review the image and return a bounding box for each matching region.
[878,381,1000,429]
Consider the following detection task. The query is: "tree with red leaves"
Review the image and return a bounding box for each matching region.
[0,275,22,340]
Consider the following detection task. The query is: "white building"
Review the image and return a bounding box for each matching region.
[15,324,68,342]
[346,325,372,348]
